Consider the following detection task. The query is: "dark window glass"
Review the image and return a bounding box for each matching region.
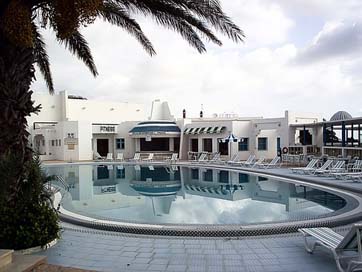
[203,170,213,182]
[218,140,228,155]
[239,173,250,183]
[218,170,229,183]
[116,138,125,149]
[238,138,249,151]
[191,139,198,152]
[140,167,171,181]
[116,168,125,179]
[277,137,281,150]
[174,138,180,152]
[203,138,212,152]
[140,138,169,151]
[258,137,268,151]
[191,169,199,180]
[97,166,109,180]
[258,176,268,181]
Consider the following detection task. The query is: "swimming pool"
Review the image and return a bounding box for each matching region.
[46,164,349,226]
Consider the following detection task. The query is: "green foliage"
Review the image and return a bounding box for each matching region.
[0,153,60,250]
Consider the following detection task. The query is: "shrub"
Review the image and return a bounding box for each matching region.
[0,153,60,250]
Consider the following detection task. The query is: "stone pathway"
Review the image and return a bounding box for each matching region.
[41,226,340,272]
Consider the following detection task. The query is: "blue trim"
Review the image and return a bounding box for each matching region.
[130,126,181,133]
[138,121,177,125]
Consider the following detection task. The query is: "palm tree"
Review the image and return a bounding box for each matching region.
[0,0,243,203]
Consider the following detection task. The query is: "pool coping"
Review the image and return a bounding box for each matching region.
[48,161,362,237]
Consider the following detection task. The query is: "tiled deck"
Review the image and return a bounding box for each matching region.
[44,224,340,272]
[41,165,362,272]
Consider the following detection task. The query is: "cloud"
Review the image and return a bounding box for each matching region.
[295,22,362,64]
[30,1,362,120]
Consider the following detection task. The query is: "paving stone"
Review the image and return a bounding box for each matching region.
[148,264,168,271]
[166,264,187,272]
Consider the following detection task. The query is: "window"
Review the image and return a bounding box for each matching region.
[140,138,169,151]
[173,138,180,152]
[277,137,281,151]
[191,139,198,152]
[67,133,75,138]
[59,139,61,146]
[218,170,229,183]
[239,173,249,183]
[51,140,55,146]
[116,138,125,149]
[116,168,125,179]
[203,169,213,182]
[238,138,249,151]
[203,138,212,152]
[191,169,199,180]
[218,139,228,155]
[258,137,268,151]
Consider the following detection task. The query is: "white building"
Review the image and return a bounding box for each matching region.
[28,91,330,161]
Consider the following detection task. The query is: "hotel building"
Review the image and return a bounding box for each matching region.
[27,91,362,161]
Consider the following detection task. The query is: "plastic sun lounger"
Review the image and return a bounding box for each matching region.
[304,159,333,175]
[290,159,318,174]
[259,157,281,169]
[94,151,105,160]
[116,153,124,161]
[130,153,141,162]
[143,153,154,162]
[299,224,362,272]
[106,153,113,161]
[234,155,255,167]
[251,157,265,168]
[333,161,362,179]
[227,154,239,164]
[314,161,345,176]
[208,153,221,163]
[166,153,179,163]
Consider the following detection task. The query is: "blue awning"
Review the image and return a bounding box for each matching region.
[129,121,181,135]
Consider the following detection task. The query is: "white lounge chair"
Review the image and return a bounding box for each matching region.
[94,151,105,160]
[314,160,345,176]
[227,154,239,164]
[106,153,113,161]
[299,224,362,272]
[251,157,265,168]
[208,152,221,163]
[197,153,208,162]
[235,154,256,167]
[143,153,154,162]
[130,153,141,162]
[258,156,281,169]
[291,159,319,174]
[116,153,124,161]
[305,159,334,175]
[166,153,179,163]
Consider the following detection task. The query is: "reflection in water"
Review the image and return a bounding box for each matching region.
[45,164,346,225]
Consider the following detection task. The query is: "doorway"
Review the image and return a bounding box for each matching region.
[97,139,109,156]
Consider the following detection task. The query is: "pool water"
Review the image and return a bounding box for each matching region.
[46,164,346,225]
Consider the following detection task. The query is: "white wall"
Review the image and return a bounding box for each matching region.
[66,98,145,123]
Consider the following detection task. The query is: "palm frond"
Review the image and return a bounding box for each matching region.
[99,2,156,56]
[117,0,243,46]
[33,24,54,94]
[167,0,245,42]
[58,31,98,76]
[113,0,218,52]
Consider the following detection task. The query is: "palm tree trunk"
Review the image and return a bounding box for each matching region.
[0,33,40,203]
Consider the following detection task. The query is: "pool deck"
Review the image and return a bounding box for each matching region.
[40,165,362,272]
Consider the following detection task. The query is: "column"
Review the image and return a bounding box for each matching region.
[342,122,346,147]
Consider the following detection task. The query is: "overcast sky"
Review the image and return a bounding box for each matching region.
[31,0,362,120]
